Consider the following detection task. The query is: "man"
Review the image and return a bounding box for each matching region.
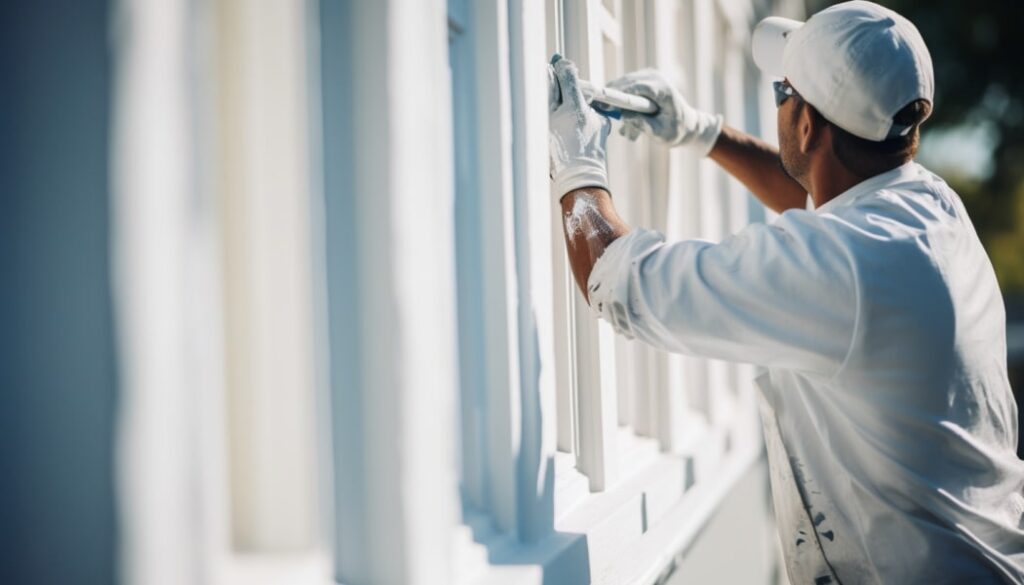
[548,1,1024,583]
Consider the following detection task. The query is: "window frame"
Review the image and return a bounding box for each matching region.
[325,0,788,582]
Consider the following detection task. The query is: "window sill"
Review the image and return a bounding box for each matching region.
[215,549,332,585]
[458,423,761,585]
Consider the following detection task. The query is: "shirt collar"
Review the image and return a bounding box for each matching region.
[814,161,920,214]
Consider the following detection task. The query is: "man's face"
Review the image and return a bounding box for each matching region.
[777,80,809,185]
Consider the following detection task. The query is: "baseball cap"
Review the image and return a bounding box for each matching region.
[752,0,934,142]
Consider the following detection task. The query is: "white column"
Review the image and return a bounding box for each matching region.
[563,0,621,494]
[690,0,734,459]
[214,0,321,552]
[648,0,712,456]
[111,0,210,583]
[508,0,558,543]
[546,0,581,462]
[469,0,529,537]
[722,31,749,236]
[323,0,459,583]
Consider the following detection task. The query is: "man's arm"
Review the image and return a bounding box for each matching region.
[708,125,808,213]
[583,211,859,374]
[559,188,630,303]
[557,126,810,305]
[606,70,808,214]
[548,55,632,303]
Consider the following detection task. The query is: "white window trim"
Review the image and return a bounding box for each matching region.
[320,0,788,583]
[323,0,461,583]
[447,0,558,553]
[113,0,790,582]
[456,1,773,583]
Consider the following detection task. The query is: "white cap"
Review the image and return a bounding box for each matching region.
[752,1,934,142]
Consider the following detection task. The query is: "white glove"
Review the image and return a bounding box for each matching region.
[606,69,722,156]
[549,55,612,201]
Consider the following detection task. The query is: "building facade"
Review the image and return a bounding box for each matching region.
[3,0,803,584]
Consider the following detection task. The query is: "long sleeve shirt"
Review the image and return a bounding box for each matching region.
[587,162,1024,584]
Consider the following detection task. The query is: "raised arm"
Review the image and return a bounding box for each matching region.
[549,60,807,304]
[709,125,808,213]
[548,56,632,303]
[607,70,807,213]
[559,188,630,302]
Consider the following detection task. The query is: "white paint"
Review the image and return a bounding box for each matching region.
[108,0,783,579]
[558,0,622,499]
[114,0,334,583]
[111,0,207,583]
[562,192,609,243]
[326,0,459,583]
[470,0,525,540]
[546,0,580,460]
[322,0,782,582]
[215,0,321,553]
[508,0,559,544]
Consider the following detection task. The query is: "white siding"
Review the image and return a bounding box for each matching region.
[109,0,804,584]
[430,0,801,582]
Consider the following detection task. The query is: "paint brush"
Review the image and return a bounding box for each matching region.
[547,64,658,118]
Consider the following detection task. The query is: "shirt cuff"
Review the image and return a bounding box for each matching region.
[586,228,667,338]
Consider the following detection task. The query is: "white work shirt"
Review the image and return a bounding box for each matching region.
[588,162,1024,583]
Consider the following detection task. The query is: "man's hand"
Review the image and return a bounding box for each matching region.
[606,69,722,156]
[548,55,612,201]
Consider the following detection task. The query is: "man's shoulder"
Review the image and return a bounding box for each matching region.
[825,170,964,242]
[846,163,960,220]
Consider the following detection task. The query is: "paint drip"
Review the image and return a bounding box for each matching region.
[563,193,610,245]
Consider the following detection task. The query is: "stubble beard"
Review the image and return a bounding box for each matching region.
[778,137,807,187]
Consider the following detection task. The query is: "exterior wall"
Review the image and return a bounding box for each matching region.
[112,0,334,583]
[320,0,803,583]
[5,0,804,584]
[662,456,777,585]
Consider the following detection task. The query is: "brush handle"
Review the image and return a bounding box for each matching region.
[580,81,659,115]
[547,65,658,115]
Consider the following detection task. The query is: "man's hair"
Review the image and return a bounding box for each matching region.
[803,99,932,178]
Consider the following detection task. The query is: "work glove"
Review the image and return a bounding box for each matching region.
[606,69,723,156]
[549,54,611,201]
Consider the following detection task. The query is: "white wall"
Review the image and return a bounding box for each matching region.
[320,0,799,582]
[104,0,806,584]
[661,458,780,585]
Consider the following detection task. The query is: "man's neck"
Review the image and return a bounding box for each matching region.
[806,157,870,209]
[806,157,914,209]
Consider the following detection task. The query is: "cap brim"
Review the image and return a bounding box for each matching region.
[752,17,803,78]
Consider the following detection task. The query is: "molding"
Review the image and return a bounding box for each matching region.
[615,443,764,584]
[458,436,764,585]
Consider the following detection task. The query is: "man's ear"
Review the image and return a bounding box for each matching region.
[797,103,823,154]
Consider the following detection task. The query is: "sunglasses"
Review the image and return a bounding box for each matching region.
[771,80,913,139]
[772,80,799,107]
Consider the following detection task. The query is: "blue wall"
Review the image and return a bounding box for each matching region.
[0,2,118,584]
